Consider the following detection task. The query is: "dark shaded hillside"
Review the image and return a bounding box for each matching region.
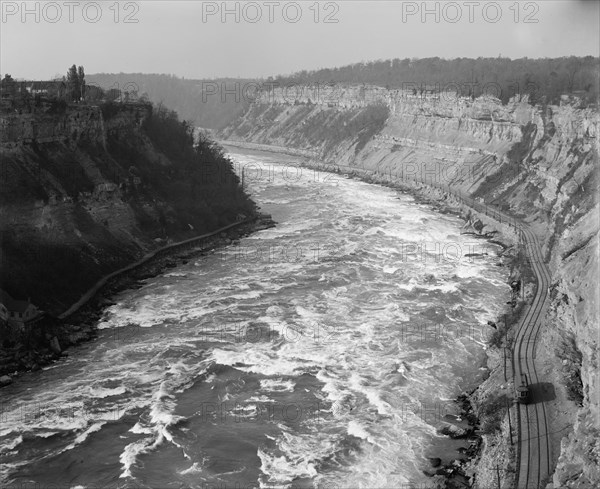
[0,102,255,315]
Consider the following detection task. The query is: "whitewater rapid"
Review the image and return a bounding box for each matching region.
[0,148,510,488]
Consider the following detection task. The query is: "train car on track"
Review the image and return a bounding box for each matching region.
[517,373,530,404]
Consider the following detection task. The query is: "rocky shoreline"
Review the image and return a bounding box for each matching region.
[420,393,483,488]
[0,215,276,386]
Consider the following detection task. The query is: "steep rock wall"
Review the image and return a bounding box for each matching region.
[1,105,105,146]
[0,103,252,316]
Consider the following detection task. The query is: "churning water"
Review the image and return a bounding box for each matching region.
[0,149,510,488]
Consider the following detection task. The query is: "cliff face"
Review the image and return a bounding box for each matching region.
[220,87,599,487]
[0,103,253,316]
[1,105,106,147]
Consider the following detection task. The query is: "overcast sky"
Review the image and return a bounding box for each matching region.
[1,0,599,80]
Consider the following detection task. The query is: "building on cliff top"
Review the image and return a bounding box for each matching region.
[0,289,43,330]
[25,80,67,98]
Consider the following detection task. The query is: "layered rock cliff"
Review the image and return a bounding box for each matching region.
[220,86,599,487]
[0,102,254,317]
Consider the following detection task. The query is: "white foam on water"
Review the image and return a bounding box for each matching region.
[130,422,153,435]
[163,272,188,278]
[258,427,339,487]
[0,434,23,454]
[348,372,393,417]
[119,439,149,479]
[63,422,106,451]
[347,420,374,443]
[116,361,209,478]
[179,461,204,475]
[88,385,128,398]
[259,379,295,393]
[247,395,274,403]
[119,395,183,478]
[210,348,308,377]
[0,400,90,437]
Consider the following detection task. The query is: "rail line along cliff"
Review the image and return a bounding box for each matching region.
[219,84,599,488]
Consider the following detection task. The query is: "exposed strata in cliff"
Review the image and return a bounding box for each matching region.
[0,102,254,321]
[220,87,599,488]
[1,105,105,147]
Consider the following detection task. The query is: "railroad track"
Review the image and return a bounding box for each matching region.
[460,188,553,489]
[510,226,553,489]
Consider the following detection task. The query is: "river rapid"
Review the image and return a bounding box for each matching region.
[0,148,510,488]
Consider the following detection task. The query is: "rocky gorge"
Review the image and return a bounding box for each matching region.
[0,81,597,488]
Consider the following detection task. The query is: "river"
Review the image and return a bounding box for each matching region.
[0,148,510,488]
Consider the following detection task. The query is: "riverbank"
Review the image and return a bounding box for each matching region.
[0,214,276,385]
[221,141,532,488]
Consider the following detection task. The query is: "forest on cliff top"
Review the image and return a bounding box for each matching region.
[275,56,600,105]
[87,57,599,132]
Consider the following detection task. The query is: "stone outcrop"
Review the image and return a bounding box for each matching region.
[0,102,151,148]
